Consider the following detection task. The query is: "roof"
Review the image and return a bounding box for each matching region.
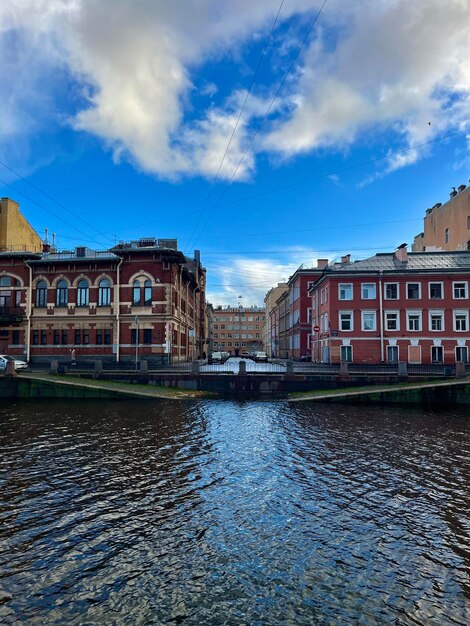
[325,251,470,274]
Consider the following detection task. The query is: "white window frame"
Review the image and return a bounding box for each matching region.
[453,281,468,299]
[338,283,353,301]
[361,310,376,332]
[407,310,422,331]
[384,310,400,332]
[453,310,468,332]
[406,282,421,300]
[431,346,444,364]
[386,345,399,363]
[340,345,353,362]
[384,282,399,300]
[429,310,444,332]
[361,283,376,300]
[339,311,353,332]
[455,346,468,363]
[428,282,443,300]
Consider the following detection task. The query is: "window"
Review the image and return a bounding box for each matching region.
[385,283,399,300]
[339,284,353,300]
[431,346,443,364]
[133,278,152,305]
[445,228,449,243]
[361,283,376,299]
[407,283,421,299]
[143,329,152,344]
[387,345,399,363]
[53,330,60,345]
[339,312,353,331]
[307,308,312,324]
[33,330,39,345]
[61,330,68,345]
[454,312,468,332]
[77,279,89,307]
[467,216,470,229]
[407,311,422,331]
[98,278,111,306]
[12,330,20,345]
[429,311,444,331]
[429,283,443,299]
[104,329,111,345]
[340,345,352,362]
[144,280,152,305]
[75,330,81,344]
[83,330,89,345]
[453,282,467,299]
[35,280,47,308]
[41,330,47,345]
[361,311,376,331]
[56,280,68,307]
[96,329,103,345]
[456,346,468,363]
[325,287,328,303]
[385,312,399,331]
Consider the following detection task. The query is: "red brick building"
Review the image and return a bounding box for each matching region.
[309,245,470,365]
[0,239,206,363]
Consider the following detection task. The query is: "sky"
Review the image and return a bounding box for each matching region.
[0,0,469,306]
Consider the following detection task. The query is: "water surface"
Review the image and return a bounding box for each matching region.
[0,399,469,624]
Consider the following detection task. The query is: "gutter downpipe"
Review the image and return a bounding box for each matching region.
[115,257,123,363]
[25,261,33,363]
[379,271,384,362]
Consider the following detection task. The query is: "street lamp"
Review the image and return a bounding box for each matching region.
[135,315,140,370]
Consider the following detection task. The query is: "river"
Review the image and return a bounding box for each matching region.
[0,399,469,625]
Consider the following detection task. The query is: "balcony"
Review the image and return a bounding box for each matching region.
[0,307,24,324]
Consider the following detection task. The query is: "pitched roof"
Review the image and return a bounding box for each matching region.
[325,251,470,274]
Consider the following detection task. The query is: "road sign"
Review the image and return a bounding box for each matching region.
[313,325,320,332]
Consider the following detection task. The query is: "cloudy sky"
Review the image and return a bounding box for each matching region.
[1,0,469,305]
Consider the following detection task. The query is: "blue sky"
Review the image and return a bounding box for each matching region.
[0,0,469,306]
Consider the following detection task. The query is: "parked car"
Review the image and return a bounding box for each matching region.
[0,354,29,371]
[241,351,252,359]
[208,351,229,364]
[253,351,268,362]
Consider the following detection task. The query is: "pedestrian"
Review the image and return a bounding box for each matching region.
[70,349,76,365]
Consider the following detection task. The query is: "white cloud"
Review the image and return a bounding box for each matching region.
[0,0,469,181]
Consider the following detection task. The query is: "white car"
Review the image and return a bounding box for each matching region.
[0,354,29,371]
[253,351,269,362]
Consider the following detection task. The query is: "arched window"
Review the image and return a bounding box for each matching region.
[36,280,47,307]
[77,279,89,307]
[132,278,152,306]
[56,280,68,307]
[98,278,111,306]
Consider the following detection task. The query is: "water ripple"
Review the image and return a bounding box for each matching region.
[0,399,469,624]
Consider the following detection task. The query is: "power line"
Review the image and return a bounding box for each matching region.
[184,0,286,253]
[0,160,115,244]
[188,0,329,251]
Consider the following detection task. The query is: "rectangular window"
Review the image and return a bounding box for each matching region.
[407,312,422,331]
[407,283,421,299]
[361,311,376,331]
[12,330,20,345]
[445,228,449,243]
[339,284,353,300]
[431,346,443,364]
[143,329,152,344]
[385,283,399,300]
[429,283,443,299]
[96,329,103,345]
[33,330,39,345]
[429,312,444,331]
[325,287,328,303]
[307,308,312,323]
[387,345,399,363]
[41,330,47,345]
[53,330,60,345]
[456,346,468,363]
[61,330,68,345]
[385,312,399,331]
[75,330,81,345]
[453,282,467,299]
[361,283,376,299]
[340,345,352,362]
[454,312,468,332]
[83,330,89,345]
[339,312,353,331]
[104,329,111,345]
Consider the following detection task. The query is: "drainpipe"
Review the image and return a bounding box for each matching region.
[115,257,123,362]
[379,271,384,362]
[25,261,33,362]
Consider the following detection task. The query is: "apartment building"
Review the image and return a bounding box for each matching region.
[210,305,265,355]
[309,245,470,365]
[412,183,470,251]
[264,283,287,358]
[0,236,206,363]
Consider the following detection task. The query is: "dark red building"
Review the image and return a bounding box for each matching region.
[0,239,206,363]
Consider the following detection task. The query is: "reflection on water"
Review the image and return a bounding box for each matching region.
[0,399,469,625]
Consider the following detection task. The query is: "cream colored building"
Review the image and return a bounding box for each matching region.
[412,184,470,252]
[0,197,42,253]
[264,283,287,357]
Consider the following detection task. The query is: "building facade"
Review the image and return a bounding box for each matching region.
[412,183,470,252]
[264,283,287,358]
[210,305,265,355]
[309,245,470,365]
[0,238,206,363]
[0,197,42,253]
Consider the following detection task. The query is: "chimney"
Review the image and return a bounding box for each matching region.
[341,254,351,265]
[425,208,432,216]
[395,243,408,263]
[458,184,467,193]
[450,187,457,198]
[317,258,328,269]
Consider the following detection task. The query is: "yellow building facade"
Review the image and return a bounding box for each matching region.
[0,197,42,253]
